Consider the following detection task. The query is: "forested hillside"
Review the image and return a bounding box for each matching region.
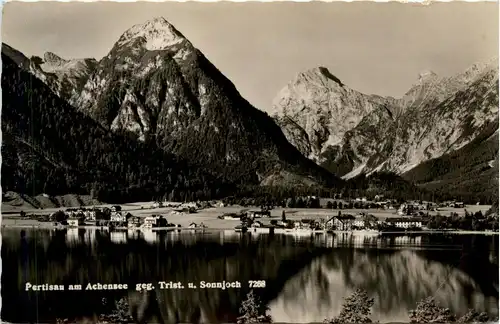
[403,122,499,204]
[73,18,339,188]
[1,50,235,203]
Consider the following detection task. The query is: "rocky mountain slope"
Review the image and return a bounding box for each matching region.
[1,45,235,202]
[271,67,402,164]
[402,121,499,203]
[71,17,339,187]
[33,51,97,102]
[2,44,97,103]
[272,59,499,189]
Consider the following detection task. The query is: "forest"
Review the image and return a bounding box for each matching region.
[1,52,236,203]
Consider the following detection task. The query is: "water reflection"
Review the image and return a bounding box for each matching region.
[269,249,498,323]
[110,232,127,244]
[1,228,497,324]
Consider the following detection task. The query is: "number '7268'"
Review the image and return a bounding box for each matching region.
[248,280,266,288]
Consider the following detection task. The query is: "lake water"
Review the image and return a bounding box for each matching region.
[1,228,498,323]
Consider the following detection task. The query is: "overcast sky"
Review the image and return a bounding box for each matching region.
[2,2,498,111]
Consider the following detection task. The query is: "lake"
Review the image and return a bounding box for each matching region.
[1,228,498,323]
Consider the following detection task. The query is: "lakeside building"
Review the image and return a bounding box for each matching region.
[386,217,424,229]
[353,218,365,228]
[248,210,271,218]
[67,217,84,227]
[143,216,158,228]
[110,212,126,223]
[128,216,143,228]
[325,214,356,231]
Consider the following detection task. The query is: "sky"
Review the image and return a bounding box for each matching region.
[1,1,498,111]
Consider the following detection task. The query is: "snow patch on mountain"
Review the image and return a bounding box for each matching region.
[116,17,185,51]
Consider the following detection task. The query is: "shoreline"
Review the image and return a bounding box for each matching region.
[2,222,498,235]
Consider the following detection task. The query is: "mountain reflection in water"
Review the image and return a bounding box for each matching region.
[269,249,498,323]
[1,228,498,323]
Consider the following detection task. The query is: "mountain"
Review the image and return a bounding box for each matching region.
[32,51,98,102]
[271,67,403,165]
[2,43,49,82]
[402,122,499,203]
[1,44,97,103]
[272,60,499,198]
[1,44,235,203]
[71,17,340,188]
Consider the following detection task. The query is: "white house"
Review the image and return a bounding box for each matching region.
[143,216,158,228]
[111,205,122,212]
[128,217,141,228]
[110,212,126,223]
[387,218,423,229]
[353,218,365,228]
[325,215,355,231]
[181,202,198,209]
[67,218,83,227]
[83,210,96,221]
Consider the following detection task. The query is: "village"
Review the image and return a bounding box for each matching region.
[6,196,497,234]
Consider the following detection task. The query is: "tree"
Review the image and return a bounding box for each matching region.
[98,297,134,323]
[326,201,333,209]
[281,211,286,222]
[52,210,67,222]
[363,214,378,229]
[100,207,112,220]
[296,197,306,208]
[408,297,455,323]
[324,288,374,324]
[237,290,272,324]
[457,309,493,323]
[309,197,321,208]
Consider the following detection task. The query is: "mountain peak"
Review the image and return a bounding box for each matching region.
[116,17,186,50]
[43,52,67,65]
[417,70,438,83]
[297,66,344,87]
[461,58,499,79]
[317,66,344,86]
